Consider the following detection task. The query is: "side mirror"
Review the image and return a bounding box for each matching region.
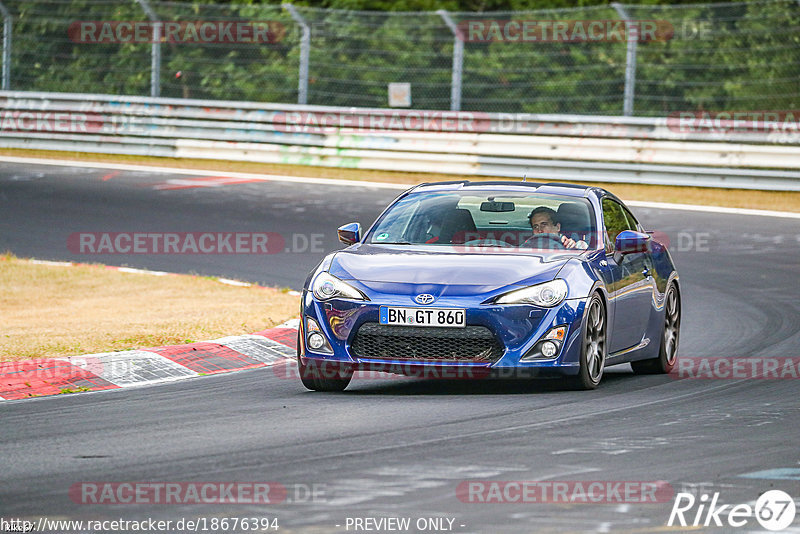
[615,230,651,254]
[337,222,361,245]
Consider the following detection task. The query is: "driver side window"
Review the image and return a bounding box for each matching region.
[602,198,634,251]
[620,205,641,232]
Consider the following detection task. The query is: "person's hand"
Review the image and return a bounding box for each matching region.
[561,235,588,249]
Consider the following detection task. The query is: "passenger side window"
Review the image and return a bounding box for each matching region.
[602,198,634,251]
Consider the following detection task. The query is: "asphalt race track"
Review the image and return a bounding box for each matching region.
[2,161,800,533]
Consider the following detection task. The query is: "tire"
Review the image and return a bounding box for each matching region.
[631,283,681,375]
[297,331,353,392]
[568,293,607,390]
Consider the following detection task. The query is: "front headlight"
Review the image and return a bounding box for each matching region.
[312,272,369,301]
[494,279,568,307]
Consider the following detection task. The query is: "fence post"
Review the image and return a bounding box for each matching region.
[135,0,161,98]
[612,3,637,116]
[0,1,11,90]
[283,4,310,105]
[437,10,463,112]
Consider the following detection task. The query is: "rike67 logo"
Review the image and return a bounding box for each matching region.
[668,490,796,531]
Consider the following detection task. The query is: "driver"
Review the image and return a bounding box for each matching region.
[525,206,588,250]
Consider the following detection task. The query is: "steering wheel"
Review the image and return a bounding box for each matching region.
[521,233,565,250]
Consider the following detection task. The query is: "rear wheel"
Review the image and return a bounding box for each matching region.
[297,331,353,391]
[631,284,680,375]
[568,293,606,390]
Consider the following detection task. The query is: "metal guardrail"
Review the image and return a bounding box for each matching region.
[1,91,799,191]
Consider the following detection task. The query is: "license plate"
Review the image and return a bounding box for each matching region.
[379,307,466,327]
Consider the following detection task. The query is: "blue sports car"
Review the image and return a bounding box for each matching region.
[298,181,680,391]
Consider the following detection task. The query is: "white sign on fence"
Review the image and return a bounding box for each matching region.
[388,83,411,107]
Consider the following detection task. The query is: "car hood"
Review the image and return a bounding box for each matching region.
[327,244,571,291]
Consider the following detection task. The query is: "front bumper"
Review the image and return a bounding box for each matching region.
[299,288,588,378]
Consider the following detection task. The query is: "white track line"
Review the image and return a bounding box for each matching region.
[23,260,262,289]
[626,200,800,219]
[1,155,798,218]
[217,278,252,287]
[0,156,408,190]
[116,266,169,276]
[29,259,74,267]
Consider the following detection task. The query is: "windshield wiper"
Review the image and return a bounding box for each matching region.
[374,241,414,245]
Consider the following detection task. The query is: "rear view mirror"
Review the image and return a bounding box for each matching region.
[338,222,361,245]
[480,201,515,212]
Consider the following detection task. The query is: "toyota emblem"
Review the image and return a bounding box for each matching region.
[415,294,435,305]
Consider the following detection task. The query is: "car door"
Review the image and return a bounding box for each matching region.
[600,198,654,353]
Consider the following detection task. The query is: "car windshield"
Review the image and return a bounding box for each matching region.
[366,189,597,252]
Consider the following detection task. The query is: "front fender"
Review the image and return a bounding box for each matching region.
[557,258,602,300]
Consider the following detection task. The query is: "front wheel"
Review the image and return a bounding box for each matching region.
[297,332,353,392]
[631,284,681,375]
[568,293,607,390]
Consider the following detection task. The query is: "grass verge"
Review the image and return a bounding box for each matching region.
[1,148,799,213]
[0,254,300,361]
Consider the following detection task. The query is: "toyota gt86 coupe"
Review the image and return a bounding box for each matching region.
[297,181,680,391]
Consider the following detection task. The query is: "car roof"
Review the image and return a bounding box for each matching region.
[410,180,607,199]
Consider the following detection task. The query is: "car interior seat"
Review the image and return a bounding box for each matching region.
[439,208,477,244]
[556,202,593,247]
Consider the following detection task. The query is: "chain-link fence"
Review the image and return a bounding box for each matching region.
[3,0,798,116]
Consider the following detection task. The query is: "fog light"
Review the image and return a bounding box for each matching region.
[308,332,325,350]
[304,317,334,354]
[540,340,558,358]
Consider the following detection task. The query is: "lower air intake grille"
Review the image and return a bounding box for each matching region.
[351,323,503,363]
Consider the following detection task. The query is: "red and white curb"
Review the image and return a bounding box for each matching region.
[0,320,299,401]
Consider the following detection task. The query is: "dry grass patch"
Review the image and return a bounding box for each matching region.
[2,148,799,213]
[0,255,299,361]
